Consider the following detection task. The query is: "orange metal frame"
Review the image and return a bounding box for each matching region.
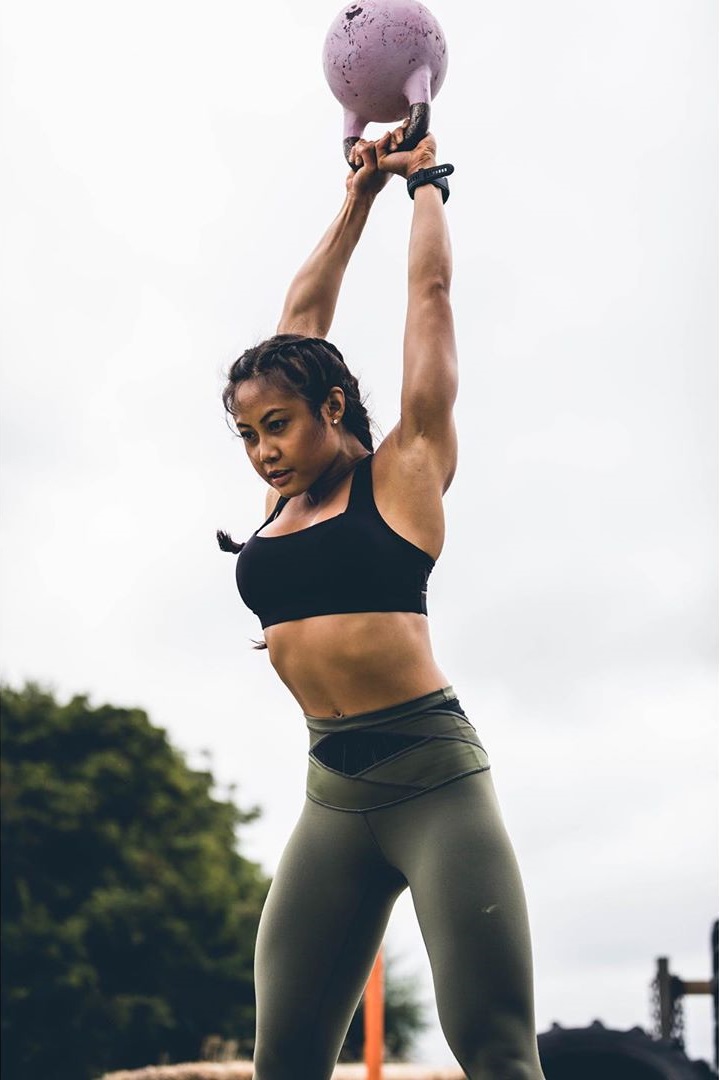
[364,949,384,1080]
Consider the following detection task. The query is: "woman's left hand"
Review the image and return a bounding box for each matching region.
[346,138,393,198]
[375,123,437,180]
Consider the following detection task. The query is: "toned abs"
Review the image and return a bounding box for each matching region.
[265,610,449,718]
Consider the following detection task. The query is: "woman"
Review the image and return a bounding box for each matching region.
[219,126,546,1080]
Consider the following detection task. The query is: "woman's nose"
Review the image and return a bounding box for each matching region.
[259,439,280,463]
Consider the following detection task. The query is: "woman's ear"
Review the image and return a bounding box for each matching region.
[324,386,346,425]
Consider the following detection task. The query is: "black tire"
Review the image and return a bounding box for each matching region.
[538,1019,716,1080]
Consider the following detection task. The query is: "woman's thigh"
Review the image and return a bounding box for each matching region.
[367,772,544,1079]
[254,797,406,1080]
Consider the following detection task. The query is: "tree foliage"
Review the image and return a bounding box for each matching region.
[2,682,429,1078]
[1,683,270,1080]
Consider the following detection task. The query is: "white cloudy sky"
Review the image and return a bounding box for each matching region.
[1,0,717,1068]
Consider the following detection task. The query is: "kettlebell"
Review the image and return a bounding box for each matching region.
[322,0,448,165]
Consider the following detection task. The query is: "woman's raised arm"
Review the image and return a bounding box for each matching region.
[277,142,391,338]
[376,128,458,491]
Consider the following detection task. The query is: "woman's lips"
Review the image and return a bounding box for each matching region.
[269,469,293,487]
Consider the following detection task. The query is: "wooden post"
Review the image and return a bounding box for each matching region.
[364,949,384,1080]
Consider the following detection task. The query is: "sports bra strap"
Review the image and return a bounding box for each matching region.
[257,496,287,533]
[269,497,288,522]
[347,453,375,511]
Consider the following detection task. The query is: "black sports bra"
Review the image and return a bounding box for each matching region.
[236,454,435,629]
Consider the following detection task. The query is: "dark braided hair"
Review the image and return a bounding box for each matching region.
[217,334,375,562]
[221,334,374,453]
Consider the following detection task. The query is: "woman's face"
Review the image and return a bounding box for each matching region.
[232,376,340,496]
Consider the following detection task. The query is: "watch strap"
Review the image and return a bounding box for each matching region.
[407,163,455,204]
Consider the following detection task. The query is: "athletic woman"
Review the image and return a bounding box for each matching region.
[219,125,546,1080]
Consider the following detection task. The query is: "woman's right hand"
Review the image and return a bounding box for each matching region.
[376,122,437,179]
[346,138,393,199]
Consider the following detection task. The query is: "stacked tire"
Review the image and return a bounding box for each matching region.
[538,1020,716,1080]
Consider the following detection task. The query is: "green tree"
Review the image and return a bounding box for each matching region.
[1,683,270,1080]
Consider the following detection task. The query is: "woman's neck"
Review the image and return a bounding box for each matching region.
[305,441,371,506]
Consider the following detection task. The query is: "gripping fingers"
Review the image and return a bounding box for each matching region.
[345,135,376,171]
[390,118,411,151]
[376,127,409,175]
[352,138,376,169]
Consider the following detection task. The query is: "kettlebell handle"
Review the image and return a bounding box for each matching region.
[343,102,430,169]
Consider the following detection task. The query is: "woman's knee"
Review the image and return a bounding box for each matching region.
[458,1043,545,1080]
[471,1055,544,1080]
[442,1016,545,1080]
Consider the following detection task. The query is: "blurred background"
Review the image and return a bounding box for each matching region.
[1,0,717,1076]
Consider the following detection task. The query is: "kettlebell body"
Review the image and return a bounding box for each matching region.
[322,0,448,162]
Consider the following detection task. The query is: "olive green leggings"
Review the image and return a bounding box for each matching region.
[253,689,545,1080]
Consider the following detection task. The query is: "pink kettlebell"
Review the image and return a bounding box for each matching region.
[322,0,448,165]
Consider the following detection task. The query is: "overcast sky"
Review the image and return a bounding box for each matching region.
[1,0,717,1069]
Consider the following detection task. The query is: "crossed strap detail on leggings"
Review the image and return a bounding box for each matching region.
[305,686,490,813]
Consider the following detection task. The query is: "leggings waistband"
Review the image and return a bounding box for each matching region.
[304,686,461,734]
[305,686,490,813]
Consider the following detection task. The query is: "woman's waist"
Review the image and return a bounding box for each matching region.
[305,685,460,731]
[264,611,447,719]
[305,687,489,813]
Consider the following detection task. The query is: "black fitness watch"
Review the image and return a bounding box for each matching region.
[406,163,455,204]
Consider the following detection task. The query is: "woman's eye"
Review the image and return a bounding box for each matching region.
[268,419,287,432]
[239,430,255,441]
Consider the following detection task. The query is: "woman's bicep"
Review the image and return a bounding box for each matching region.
[391,289,458,490]
[400,287,458,437]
